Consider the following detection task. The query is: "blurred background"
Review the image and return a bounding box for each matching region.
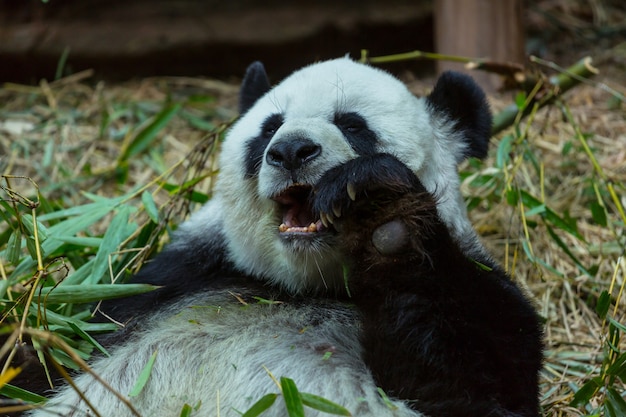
[0,0,624,88]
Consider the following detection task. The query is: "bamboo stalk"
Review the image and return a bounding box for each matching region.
[491,56,598,135]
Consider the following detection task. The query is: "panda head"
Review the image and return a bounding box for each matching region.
[183,57,491,294]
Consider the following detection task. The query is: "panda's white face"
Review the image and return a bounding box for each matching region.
[184,58,489,294]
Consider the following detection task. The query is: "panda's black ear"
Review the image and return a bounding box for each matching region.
[426,71,492,161]
[239,61,271,115]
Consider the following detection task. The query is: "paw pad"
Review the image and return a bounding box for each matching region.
[372,220,409,255]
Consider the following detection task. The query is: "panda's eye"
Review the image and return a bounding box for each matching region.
[261,114,284,139]
[335,113,367,134]
[334,112,378,156]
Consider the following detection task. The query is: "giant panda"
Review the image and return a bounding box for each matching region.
[26,58,543,417]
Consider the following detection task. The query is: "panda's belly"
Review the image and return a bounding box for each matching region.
[29,290,422,417]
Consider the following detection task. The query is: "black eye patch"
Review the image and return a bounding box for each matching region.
[334,112,378,156]
[245,113,284,178]
[261,113,284,139]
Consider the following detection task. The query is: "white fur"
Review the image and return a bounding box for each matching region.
[216,58,484,293]
[29,292,422,417]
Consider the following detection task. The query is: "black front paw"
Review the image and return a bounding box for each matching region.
[312,154,421,228]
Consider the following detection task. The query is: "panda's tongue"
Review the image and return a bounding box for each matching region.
[273,185,323,233]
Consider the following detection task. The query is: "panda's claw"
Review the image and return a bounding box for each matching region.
[332,203,342,218]
[320,212,330,228]
[347,182,357,201]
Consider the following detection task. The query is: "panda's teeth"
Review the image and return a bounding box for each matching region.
[278,222,319,233]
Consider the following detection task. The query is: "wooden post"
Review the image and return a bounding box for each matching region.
[434,0,525,92]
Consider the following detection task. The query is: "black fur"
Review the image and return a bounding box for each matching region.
[238,61,271,115]
[313,154,543,417]
[245,113,283,178]
[426,71,492,161]
[95,233,237,324]
[334,112,379,156]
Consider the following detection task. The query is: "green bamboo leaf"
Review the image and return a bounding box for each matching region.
[514,91,527,109]
[129,351,158,397]
[160,185,209,204]
[0,280,9,299]
[570,377,602,407]
[89,206,135,284]
[66,321,110,357]
[141,190,160,223]
[300,392,351,416]
[590,200,608,227]
[36,283,157,304]
[606,351,626,381]
[524,204,546,217]
[61,258,96,286]
[11,204,119,279]
[521,240,536,263]
[505,188,518,206]
[29,306,118,333]
[160,176,211,203]
[496,134,514,169]
[119,102,182,163]
[520,190,583,240]
[50,236,103,247]
[21,214,49,241]
[25,236,40,260]
[545,225,592,277]
[242,393,278,417]
[6,229,22,265]
[471,259,493,271]
[37,197,123,221]
[180,110,216,131]
[179,404,194,417]
[605,400,617,417]
[376,387,398,410]
[606,388,626,417]
[596,290,611,319]
[0,383,47,404]
[608,317,626,334]
[281,377,305,417]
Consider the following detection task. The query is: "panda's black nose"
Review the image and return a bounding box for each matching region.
[266,138,321,171]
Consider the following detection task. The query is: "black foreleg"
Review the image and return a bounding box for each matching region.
[313,154,543,417]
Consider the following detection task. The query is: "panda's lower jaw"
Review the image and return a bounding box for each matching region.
[272,184,329,235]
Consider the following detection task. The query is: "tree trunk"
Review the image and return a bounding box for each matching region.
[434,0,525,92]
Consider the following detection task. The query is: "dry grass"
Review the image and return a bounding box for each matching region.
[1,45,626,417]
[477,80,626,415]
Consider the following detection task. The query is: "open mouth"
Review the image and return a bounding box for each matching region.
[272,184,325,234]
